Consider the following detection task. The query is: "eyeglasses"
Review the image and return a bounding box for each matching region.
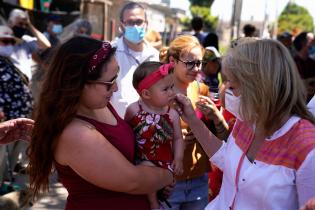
[123,19,145,26]
[0,39,16,45]
[177,58,203,71]
[88,74,118,91]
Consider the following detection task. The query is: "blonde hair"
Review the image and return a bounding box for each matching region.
[222,38,315,134]
[160,35,204,63]
[159,46,169,63]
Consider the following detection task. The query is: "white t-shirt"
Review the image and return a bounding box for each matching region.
[11,35,38,79]
[111,37,159,118]
[207,116,315,210]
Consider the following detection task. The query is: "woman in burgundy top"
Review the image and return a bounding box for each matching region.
[27,36,173,210]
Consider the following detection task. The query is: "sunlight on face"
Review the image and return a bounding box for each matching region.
[174,46,203,84]
[147,74,175,108]
[222,67,241,96]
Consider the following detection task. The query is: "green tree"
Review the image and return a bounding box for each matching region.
[277,2,314,34]
[180,5,218,32]
[189,0,214,7]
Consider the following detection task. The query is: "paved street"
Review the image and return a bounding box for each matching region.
[26,182,67,210]
[14,172,67,210]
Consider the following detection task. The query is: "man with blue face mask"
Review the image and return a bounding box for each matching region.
[43,15,62,47]
[0,26,21,57]
[111,2,159,118]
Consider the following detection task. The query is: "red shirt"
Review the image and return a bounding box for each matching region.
[55,104,150,210]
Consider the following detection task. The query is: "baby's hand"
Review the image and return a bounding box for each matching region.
[171,159,183,175]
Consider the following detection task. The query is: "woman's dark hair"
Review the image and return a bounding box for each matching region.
[133,61,173,90]
[203,32,219,51]
[191,16,203,31]
[75,18,92,36]
[28,36,116,197]
[243,24,256,37]
[293,31,308,51]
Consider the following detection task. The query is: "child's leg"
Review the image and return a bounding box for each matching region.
[140,161,163,209]
[148,191,162,210]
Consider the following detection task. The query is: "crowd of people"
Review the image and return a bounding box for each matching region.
[0,7,93,193]
[0,2,315,210]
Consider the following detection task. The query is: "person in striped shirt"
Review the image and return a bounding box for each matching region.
[174,37,315,210]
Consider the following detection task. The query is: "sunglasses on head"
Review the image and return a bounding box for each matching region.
[177,58,203,71]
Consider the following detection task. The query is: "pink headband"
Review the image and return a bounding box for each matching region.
[88,41,112,73]
[137,63,174,94]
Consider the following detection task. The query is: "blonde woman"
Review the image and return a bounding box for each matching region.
[160,35,228,209]
[175,38,315,209]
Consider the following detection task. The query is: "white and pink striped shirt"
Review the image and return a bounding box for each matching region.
[206,116,315,210]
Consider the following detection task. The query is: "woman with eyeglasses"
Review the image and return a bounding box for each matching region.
[160,35,229,210]
[25,36,173,210]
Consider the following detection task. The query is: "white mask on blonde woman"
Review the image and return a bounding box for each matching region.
[225,88,242,121]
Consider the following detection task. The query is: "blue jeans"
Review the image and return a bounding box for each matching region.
[163,173,209,210]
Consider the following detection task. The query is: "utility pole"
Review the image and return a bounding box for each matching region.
[261,0,269,38]
[273,0,279,39]
[230,0,243,40]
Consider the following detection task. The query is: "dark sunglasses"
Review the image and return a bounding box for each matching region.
[0,39,16,45]
[123,19,145,26]
[177,58,203,71]
[89,74,118,91]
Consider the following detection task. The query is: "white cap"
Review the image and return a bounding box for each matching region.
[9,9,27,23]
[203,46,221,61]
[205,46,220,58]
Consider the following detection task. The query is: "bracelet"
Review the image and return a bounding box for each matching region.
[214,120,228,133]
[214,119,223,127]
[216,127,226,133]
[215,124,225,131]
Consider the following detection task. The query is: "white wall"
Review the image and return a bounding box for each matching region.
[146,8,166,32]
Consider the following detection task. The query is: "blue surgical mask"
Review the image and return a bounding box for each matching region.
[0,45,14,57]
[124,26,145,44]
[52,24,63,35]
[309,45,315,55]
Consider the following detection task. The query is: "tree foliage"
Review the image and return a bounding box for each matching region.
[277,3,314,35]
[180,5,218,32]
[189,0,214,7]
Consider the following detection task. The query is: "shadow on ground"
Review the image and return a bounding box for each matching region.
[14,172,67,210]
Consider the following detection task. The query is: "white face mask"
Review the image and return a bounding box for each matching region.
[225,88,242,121]
[0,45,14,57]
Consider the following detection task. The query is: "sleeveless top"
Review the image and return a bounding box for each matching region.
[54,104,150,210]
[129,103,174,171]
